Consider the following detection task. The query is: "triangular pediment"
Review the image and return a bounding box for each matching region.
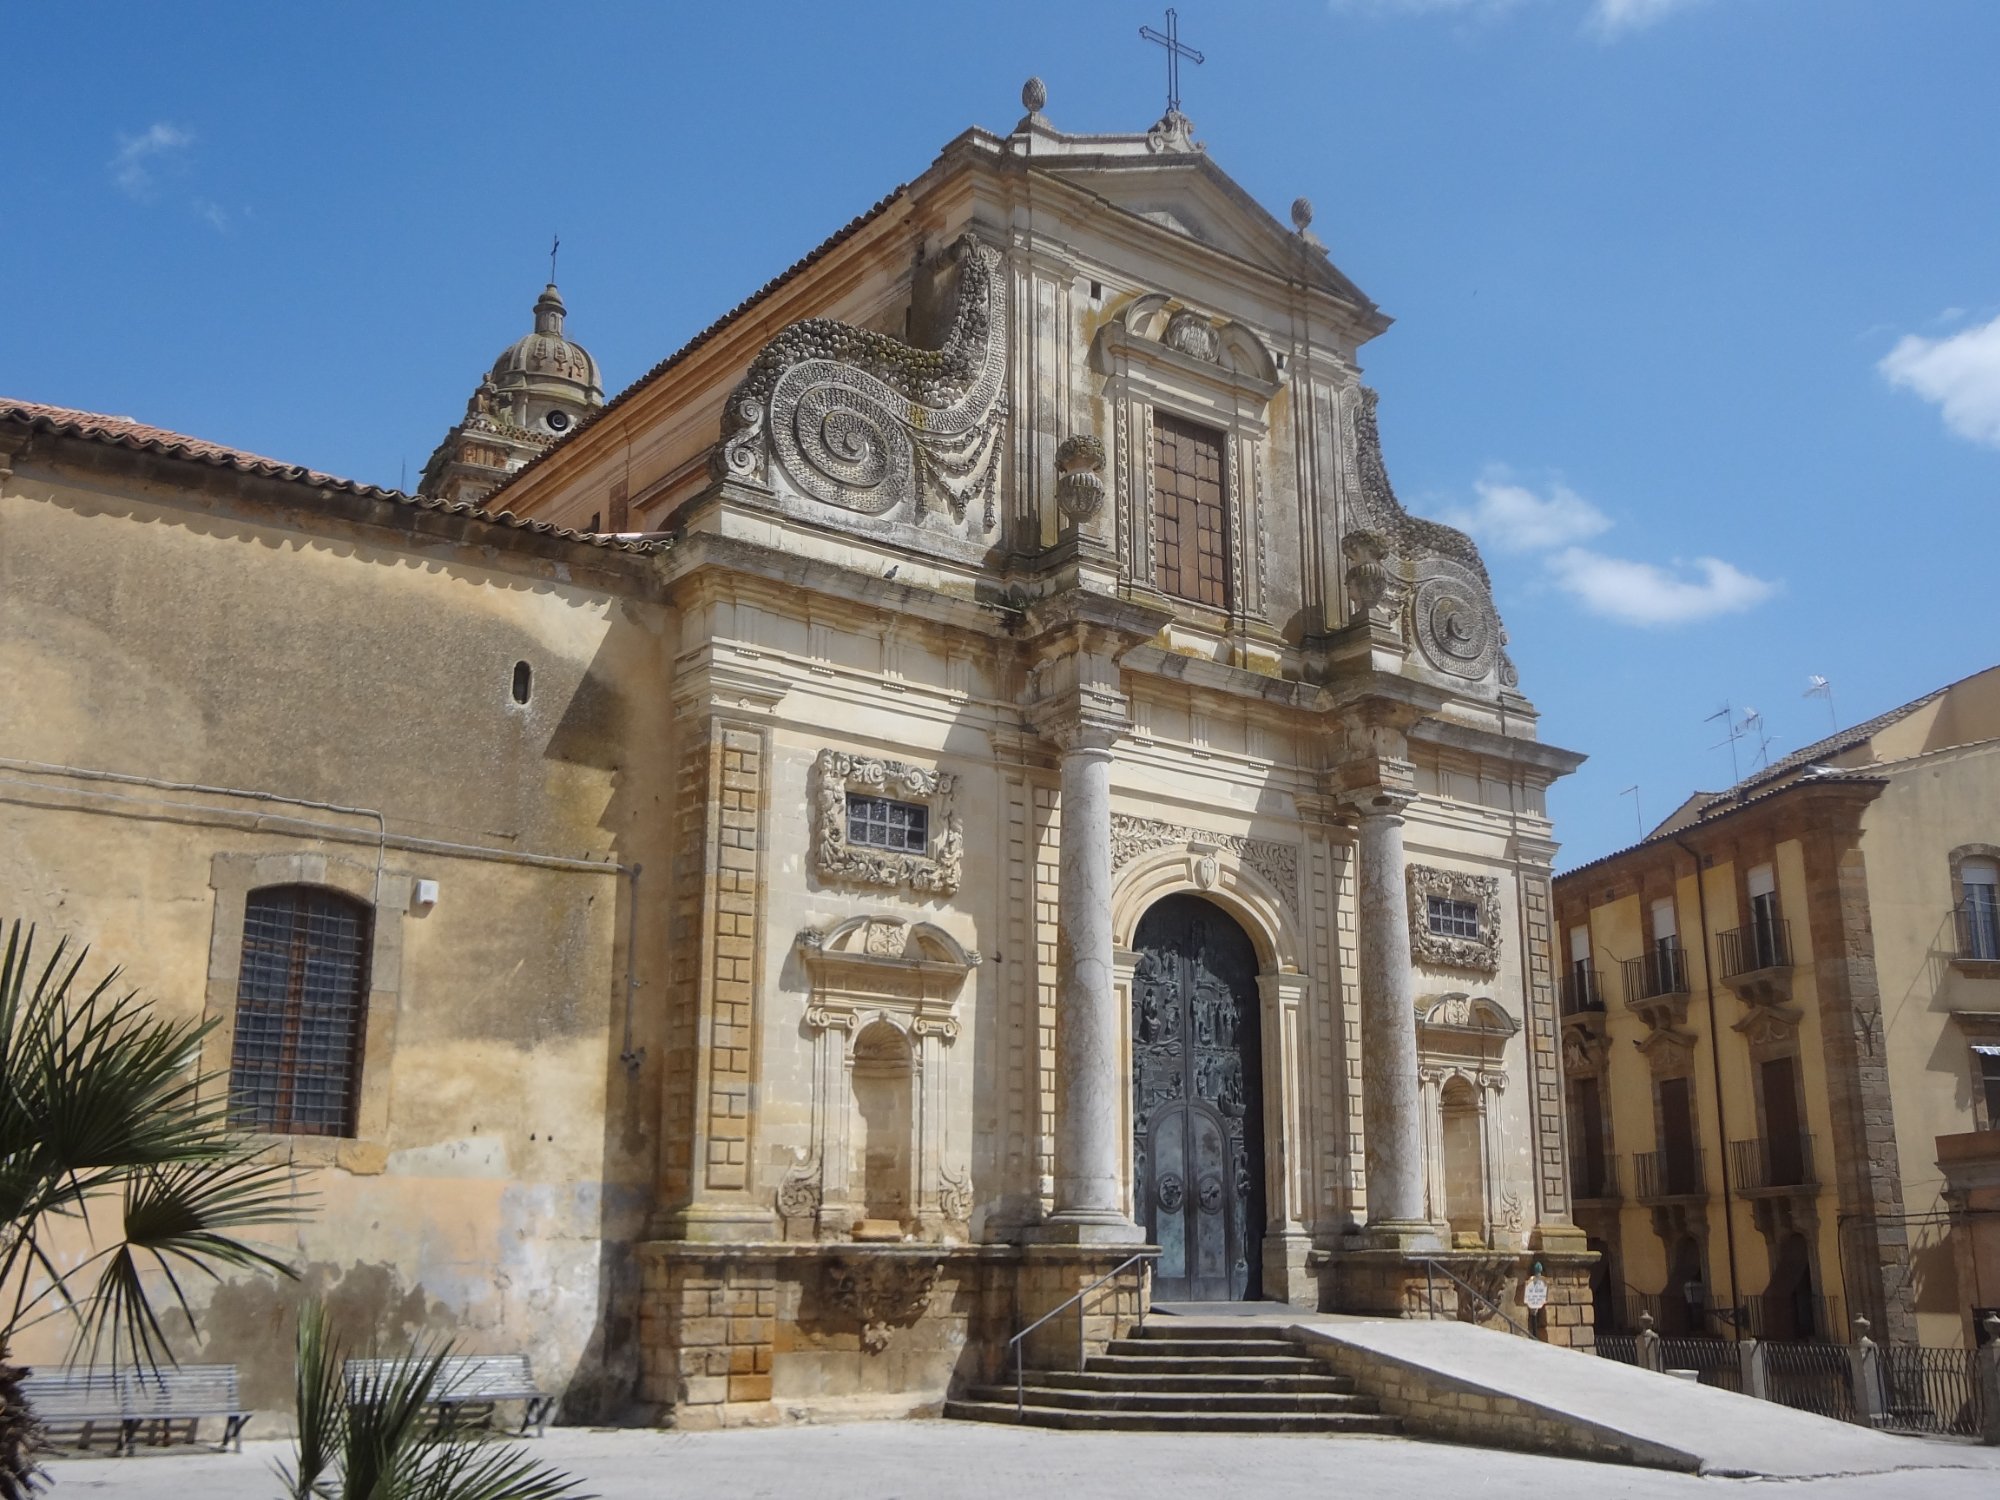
[1030,150,1384,326]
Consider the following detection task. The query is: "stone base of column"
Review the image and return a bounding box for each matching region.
[1028,1210,1147,1246]
[1262,1229,1318,1308]
[1529,1222,1591,1256]
[650,1202,781,1243]
[1346,1219,1446,1254]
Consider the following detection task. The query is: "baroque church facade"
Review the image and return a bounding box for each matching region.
[0,86,1588,1427]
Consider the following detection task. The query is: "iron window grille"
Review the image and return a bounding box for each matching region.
[228,885,371,1137]
[1426,896,1481,941]
[845,793,930,855]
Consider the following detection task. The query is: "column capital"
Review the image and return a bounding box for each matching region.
[1030,693,1129,754]
[1336,778,1417,821]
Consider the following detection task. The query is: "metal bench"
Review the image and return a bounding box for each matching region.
[343,1353,554,1436]
[21,1365,251,1453]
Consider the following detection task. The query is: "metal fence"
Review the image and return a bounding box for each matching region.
[1654,1336,1744,1393]
[1764,1340,1856,1423]
[1880,1345,1986,1439]
[1596,1332,1639,1366]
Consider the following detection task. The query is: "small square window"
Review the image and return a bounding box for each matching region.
[1426,896,1480,940]
[846,794,929,854]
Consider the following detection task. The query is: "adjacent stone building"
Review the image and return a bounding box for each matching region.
[0,85,1588,1428]
[1554,666,2000,1351]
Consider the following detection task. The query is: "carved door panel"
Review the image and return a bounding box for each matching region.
[1132,894,1263,1302]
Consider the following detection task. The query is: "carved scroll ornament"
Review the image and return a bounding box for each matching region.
[714,235,1008,532]
[1407,863,1503,974]
[1110,813,1298,916]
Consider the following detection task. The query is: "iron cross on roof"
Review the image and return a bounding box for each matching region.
[1140,8,1204,116]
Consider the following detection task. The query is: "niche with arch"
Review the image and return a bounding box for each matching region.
[1415,992,1522,1249]
[783,916,978,1242]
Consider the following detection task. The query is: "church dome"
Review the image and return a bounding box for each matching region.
[488,285,604,406]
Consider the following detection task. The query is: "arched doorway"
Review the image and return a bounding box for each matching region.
[1131,894,1264,1301]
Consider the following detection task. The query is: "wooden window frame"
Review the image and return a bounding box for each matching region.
[1150,411,1232,612]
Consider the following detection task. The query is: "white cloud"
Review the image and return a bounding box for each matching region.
[1546,548,1777,626]
[1327,0,1712,37]
[1444,474,1611,553]
[1879,310,2000,449]
[1587,0,1709,37]
[110,122,193,200]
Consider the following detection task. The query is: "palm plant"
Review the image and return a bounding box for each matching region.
[280,1302,587,1500]
[0,919,307,1495]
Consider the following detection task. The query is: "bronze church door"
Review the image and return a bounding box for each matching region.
[1131,895,1264,1302]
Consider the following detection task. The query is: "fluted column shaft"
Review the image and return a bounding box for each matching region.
[1354,799,1434,1239]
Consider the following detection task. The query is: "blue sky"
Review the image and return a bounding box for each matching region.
[4,1,1995,868]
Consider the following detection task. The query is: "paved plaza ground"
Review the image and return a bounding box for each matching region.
[42,1420,2000,1500]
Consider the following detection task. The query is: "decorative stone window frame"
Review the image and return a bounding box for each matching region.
[1407,864,1502,975]
[201,851,411,1171]
[1948,843,2000,977]
[1089,294,1280,630]
[811,748,962,896]
[783,917,979,1241]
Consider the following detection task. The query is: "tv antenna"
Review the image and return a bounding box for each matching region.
[1620,784,1643,840]
[1804,674,1837,732]
[1705,703,1744,784]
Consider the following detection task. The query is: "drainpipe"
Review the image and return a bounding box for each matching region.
[1674,834,1743,1339]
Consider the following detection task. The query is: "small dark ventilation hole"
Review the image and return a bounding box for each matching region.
[1090,279,1104,302]
[512,661,532,705]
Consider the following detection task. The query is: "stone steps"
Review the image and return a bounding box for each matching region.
[945,1320,1402,1435]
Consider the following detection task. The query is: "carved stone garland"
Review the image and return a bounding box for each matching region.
[1110,812,1298,916]
[823,1256,943,1355]
[813,748,963,896]
[714,234,1008,532]
[1407,864,1502,974]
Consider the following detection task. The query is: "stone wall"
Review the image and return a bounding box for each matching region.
[636,1243,1148,1427]
[1316,1249,1596,1350]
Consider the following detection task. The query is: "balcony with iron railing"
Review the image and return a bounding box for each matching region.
[1570,1151,1620,1204]
[1621,940,1692,1028]
[1560,966,1606,1021]
[1718,918,1793,1004]
[1634,1147,1707,1203]
[1729,1132,1818,1194]
[1952,900,2000,974]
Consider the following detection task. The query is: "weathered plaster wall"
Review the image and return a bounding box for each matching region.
[0,459,673,1423]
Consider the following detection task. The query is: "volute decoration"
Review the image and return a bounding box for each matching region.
[1110,812,1299,916]
[813,749,963,896]
[1407,864,1503,974]
[1054,433,1107,521]
[1410,558,1501,683]
[714,235,1008,532]
[1339,385,1511,690]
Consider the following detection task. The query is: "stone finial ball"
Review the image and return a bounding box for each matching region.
[1291,197,1314,232]
[1022,77,1048,113]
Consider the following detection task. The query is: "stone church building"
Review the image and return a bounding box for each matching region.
[0,86,1587,1426]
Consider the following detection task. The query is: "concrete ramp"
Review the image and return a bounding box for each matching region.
[1156,1310,2000,1477]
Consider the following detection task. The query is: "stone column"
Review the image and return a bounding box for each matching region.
[1350,791,1439,1247]
[1044,718,1142,1242]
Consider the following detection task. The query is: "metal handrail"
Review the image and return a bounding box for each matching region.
[1417,1258,1534,1339]
[1009,1251,1151,1416]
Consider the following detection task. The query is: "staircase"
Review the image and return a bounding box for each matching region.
[946,1322,1399,1433]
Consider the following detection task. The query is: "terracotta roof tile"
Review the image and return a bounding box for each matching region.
[0,399,664,554]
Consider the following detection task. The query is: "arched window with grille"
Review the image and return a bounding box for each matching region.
[229,885,372,1137]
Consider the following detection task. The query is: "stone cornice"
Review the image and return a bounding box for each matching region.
[1410,716,1587,780]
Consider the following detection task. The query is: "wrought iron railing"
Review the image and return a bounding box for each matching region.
[1570,1152,1619,1202]
[1728,1132,1818,1192]
[1595,1331,1639,1365]
[1764,1340,1856,1422]
[1879,1344,1988,1438]
[1655,1335,1744,1392]
[1634,1148,1706,1201]
[1719,919,1791,977]
[1414,1258,1533,1338]
[1560,967,1605,1016]
[1006,1252,1150,1417]
[1621,941,1690,1003]
[1956,900,2000,962]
